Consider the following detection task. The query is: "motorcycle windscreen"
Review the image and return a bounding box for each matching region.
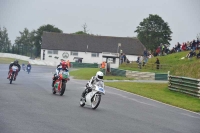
[95,81,105,94]
[62,72,69,79]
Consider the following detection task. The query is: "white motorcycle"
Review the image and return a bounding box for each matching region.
[80,81,105,109]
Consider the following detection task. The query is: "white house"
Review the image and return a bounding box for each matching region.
[41,32,145,68]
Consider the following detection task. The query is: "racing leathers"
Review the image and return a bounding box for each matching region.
[7,62,21,80]
[81,76,102,98]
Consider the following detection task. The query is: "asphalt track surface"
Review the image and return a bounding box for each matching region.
[0,64,200,133]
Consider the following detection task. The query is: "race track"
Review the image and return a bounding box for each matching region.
[0,64,200,133]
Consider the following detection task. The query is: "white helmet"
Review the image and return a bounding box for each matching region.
[96,71,104,81]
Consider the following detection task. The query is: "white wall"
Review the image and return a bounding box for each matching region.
[41,49,139,68]
[41,49,104,63]
[0,53,30,61]
[126,55,138,62]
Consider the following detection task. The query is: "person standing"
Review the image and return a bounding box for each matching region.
[143,48,148,66]
[155,58,160,69]
[192,40,196,51]
[138,56,143,69]
[120,53,124,64]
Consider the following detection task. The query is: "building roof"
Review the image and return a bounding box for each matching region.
[41,32,145,55]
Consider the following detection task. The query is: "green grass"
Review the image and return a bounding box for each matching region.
[70,68,135,80]
[120,51,200,78]
[105,82,200,112]
[0,57,29,64]
[119,63,168,73]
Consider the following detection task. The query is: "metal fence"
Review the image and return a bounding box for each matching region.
[70,62,98,68]
[110,68,126,77]
[168,75,200,98]
[121,62,172,70]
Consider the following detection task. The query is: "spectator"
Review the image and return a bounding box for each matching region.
[197,38,200,50]
[170,47,176,54]
[192,40,196,51]
[181,43,186,51]
[156,46,161,56]
[143,48,148,66]
[120,53,124,64]
[148,50,154,58]
[123,53,127,63]
[196,50,200,59]
[161,44,166,55]
[186,41,191,50]
[155,58,160,69]
[177,42,181,52]
[138,56,143,69]
[101,61,106,68]
[186,49,196,59]
[136,56,140,63]
[164,44,170,54]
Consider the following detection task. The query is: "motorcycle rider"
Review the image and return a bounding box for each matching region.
[22,64,26,71]
[81,71,104,99]
[52,61,69,87]
[7,60,21,81]
[27,62,32,73]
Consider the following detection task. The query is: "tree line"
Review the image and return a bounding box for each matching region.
[1,14,177,58]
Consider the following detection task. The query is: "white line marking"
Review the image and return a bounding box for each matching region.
[181,113,200,119]
[72,79,200,116]
[106,86,200,116]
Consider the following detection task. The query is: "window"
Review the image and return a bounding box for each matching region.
[91,53,99,57]
[108,58,116,63]
[53,50,58,54]
[71,51,78,56]
[48,50,53,54]
[48,50,58,54]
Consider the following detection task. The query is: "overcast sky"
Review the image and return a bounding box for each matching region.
[0,0,200,48]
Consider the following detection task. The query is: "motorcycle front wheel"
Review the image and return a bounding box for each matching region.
[91,95,101,110]
[60,82,66,96]
[80,98,85,107]
[52,87,56,94]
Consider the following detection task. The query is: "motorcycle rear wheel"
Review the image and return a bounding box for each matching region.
[10,74,14,84]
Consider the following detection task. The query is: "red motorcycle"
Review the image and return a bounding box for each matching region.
[52,71,69,96]
[8,66,18,84]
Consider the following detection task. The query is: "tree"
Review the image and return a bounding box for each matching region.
[34,24,63,57]
[73,23,89,35]
[135,14,173,50]
[15,28,33,55]
[73,31,88,35]
[0,26,11,53]
[82,23,88,33]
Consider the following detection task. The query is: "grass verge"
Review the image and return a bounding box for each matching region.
[105,82,200,112]
[70,68,200,112]
[0,57,29,64]
[70,68,135,80]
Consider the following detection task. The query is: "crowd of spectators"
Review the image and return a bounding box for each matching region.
[153,38,200,59]
[135,38,200,69]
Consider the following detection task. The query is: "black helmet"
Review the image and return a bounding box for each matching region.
[14,60,18,64]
